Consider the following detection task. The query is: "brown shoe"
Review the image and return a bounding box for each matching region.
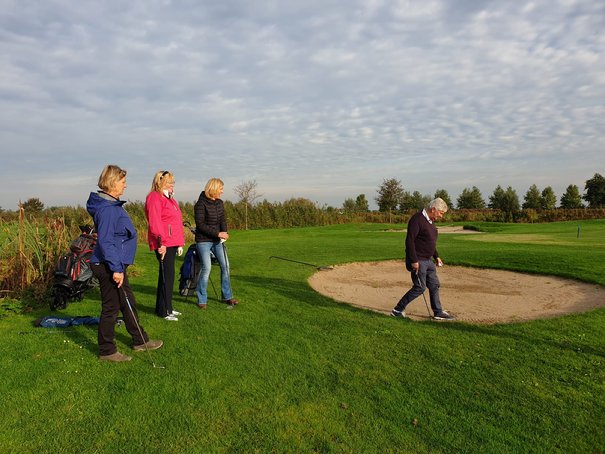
[99,351,132,362]
[197,304,207,310]
[133,339,163,352]
[223,298,239,305]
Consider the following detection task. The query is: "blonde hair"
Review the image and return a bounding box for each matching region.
[150,170,174,193]
[98,165,127,193]
[204,178,224,199]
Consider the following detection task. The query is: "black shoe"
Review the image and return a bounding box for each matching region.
[433,311,456,321]
[391,309,406,318]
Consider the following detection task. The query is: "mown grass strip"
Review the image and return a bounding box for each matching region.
[0,220,603,452]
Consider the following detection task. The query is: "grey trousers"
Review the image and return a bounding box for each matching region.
[394,259,443,315]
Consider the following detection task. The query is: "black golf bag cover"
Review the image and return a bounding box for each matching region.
[179,244,200,297]
[179,243,218,297]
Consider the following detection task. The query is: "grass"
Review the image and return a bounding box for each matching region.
[1,220,604,453]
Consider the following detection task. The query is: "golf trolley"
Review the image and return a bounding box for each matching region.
[179,222,219,298]
[50,225,98,310]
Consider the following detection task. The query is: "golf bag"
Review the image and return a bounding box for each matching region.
[178,243,218,298]
[179,244,199,297]
[50,225,98,310]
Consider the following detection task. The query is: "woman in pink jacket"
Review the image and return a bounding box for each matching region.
[145,170,185,321]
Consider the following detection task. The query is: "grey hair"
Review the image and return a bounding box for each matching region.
[428,197,448,212]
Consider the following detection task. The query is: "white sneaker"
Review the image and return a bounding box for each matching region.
[171,310,182,316]
[164,314,178,321]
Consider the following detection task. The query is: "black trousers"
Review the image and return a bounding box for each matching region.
[91,263,148,356]
[155,246,177,317]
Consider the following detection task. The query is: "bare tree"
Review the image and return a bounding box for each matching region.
[234,180,262,230]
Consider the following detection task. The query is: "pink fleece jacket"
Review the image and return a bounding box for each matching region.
[144,191,185,250]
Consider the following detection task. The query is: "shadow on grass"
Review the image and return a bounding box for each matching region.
[64,325,99,355]
[17,282,163,357]
[235,274,383,315]
[16,323,99,356]
[437,318,605,358]
[56,319,153,357]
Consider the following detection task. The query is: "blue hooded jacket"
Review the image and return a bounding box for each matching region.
[86,192,138,273]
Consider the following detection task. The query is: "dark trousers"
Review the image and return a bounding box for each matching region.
[91,263,148,356]
[155,246,177,317]
[394,259,444,315]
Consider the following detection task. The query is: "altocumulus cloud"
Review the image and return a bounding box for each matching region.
[0,0,603,209]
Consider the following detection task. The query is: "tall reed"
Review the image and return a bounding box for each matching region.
[0,208,72,302]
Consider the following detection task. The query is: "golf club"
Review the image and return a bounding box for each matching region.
[160,256,167,312]
[159,247,178,318]
[220,239,234,309]
[208,264,219,299]
[414,271,433,319]
[122,287,165,369]
[269,256,334,271]
[158,235,169,317]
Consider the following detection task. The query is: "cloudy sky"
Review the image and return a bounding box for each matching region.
[1,0,603,210]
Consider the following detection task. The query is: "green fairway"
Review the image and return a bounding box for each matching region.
[1,220,604,453]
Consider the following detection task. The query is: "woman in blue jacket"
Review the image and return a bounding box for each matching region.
[87,165,163,362]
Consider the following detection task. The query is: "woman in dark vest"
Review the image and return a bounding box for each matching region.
[193,178,238,309]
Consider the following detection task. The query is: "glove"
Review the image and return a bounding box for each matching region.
[177,246,183,256]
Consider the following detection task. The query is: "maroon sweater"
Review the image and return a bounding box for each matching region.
[405,210,439,267]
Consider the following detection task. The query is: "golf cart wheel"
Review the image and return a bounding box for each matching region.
[50,289,68,311]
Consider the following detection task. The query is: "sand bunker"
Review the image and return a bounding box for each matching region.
[308,261,605,324]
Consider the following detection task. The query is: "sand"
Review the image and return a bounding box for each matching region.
[308,260,605,324]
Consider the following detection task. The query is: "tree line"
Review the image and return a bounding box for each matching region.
[373,173,605,222]
[2,173,604,231]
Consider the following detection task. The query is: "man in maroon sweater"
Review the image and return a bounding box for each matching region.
[391,198,455,320]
